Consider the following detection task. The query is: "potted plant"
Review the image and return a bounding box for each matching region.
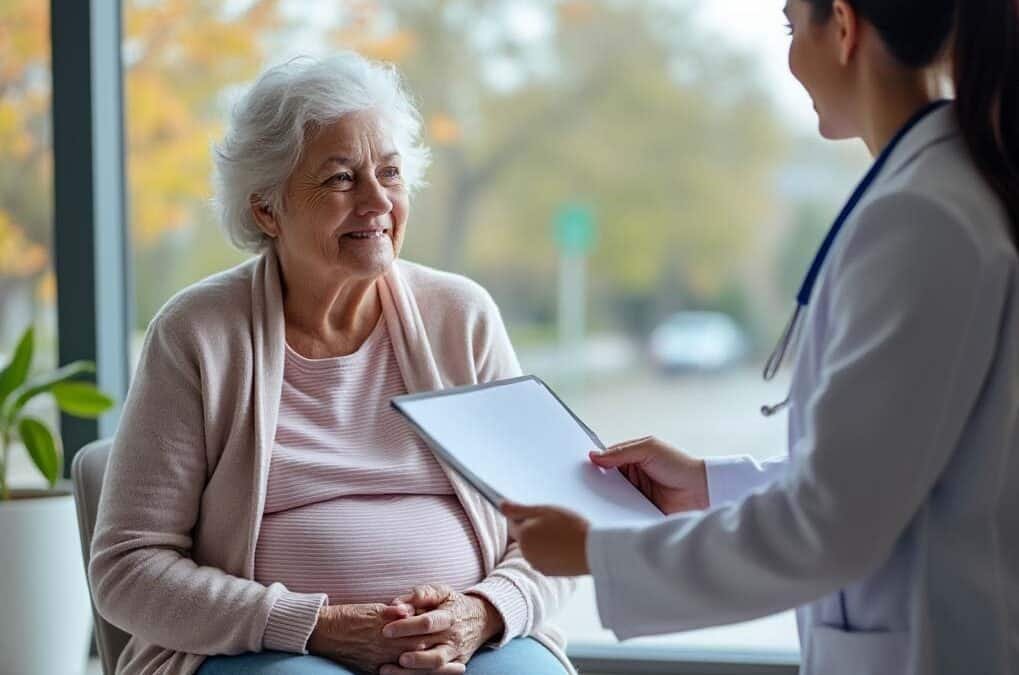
[0,326,114,675]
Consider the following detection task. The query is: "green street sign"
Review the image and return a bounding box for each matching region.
[554,202,596,254]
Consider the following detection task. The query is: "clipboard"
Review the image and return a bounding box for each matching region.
[392,375,665,527]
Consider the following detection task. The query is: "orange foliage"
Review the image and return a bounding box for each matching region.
[0,1,49,82]
[559,1,597,24]
[36,270,56,304]
[123,0,282,246]
[428,113,462,145]
[2,0,424,276]
[0,212,47,278]
[328,1,417,63]
[0,0,284,272]
[0,0,50,282]
[337,29,418,63]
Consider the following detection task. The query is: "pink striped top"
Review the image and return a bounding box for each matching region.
[253,318,485,606]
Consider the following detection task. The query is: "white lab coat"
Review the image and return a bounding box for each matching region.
[586,104,1019,675]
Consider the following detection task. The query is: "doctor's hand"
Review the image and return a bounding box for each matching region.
[500,502,590,577]
[590,436,709,515]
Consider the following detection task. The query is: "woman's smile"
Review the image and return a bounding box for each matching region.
[341,227,390,241]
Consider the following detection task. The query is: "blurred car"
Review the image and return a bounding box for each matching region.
[649,311,750,373]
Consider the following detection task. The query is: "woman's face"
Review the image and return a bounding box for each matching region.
[263,110,409,283]
[786,0,859,140]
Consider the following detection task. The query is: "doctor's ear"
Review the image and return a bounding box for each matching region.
[249,194,279,239]
[831,0,861,66]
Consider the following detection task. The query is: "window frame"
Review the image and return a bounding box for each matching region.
[51,0,131,470]
[569,643,800,674]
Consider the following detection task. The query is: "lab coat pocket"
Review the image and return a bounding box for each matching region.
[804,625,909,675]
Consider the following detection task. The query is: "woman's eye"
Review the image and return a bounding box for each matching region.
[379,167,402,183]
[328,173,354,187]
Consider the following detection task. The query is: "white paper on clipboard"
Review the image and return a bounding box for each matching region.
[392,376,665,528]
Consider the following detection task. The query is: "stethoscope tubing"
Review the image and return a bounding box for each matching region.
[759,100,951,417]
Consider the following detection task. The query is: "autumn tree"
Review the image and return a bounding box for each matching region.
[330,0,788,335]
[0,0,282,338]
[124,0,282,324]
[3,0,840,349]
[0,1,53,348]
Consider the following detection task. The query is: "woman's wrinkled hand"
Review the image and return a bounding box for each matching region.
[500,503,590,576]
[306,602,430,674]
[590,436,709,514]
[378,584,504,675]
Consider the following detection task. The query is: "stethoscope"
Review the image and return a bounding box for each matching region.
[760,99,951,417]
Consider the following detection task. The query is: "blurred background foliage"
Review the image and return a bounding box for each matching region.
[1,0,868,356]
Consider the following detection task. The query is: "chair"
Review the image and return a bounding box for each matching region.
[72,439,131,675]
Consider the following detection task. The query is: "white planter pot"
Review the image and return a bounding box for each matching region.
[0,489,93,675]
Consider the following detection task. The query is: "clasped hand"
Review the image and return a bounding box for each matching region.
[308,583,501,674]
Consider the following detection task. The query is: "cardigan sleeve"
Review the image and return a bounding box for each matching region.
[463,288,578,646]
[89,312,326,656]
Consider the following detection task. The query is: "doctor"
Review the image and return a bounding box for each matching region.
[503,0,1019,673]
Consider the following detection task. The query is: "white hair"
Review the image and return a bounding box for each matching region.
[213,53,431,252]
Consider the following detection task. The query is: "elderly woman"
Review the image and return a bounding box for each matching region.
[90,53,574,675]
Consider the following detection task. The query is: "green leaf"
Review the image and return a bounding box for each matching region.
[18,417,60,487]
[3,361,96,423]
[0,327,34,413]
[52,382,114,418]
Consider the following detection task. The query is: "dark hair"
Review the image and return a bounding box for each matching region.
[805,0,1019,247]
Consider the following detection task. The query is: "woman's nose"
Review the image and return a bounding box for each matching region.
[357,176,393,217]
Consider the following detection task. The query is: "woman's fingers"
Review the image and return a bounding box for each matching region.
[589,437,656,468]
[381,603,413,621]
[397,643,460,670]
[393,583,454,610]
[394,636,443,653]
[383,608,454,638]
[380,662,466,675]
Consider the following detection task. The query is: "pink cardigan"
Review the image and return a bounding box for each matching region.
[90,249,576,675]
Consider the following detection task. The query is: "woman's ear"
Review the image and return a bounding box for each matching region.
[249,194,279,239]
[831,0,860,66]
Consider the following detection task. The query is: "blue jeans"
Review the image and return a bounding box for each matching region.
[196,637,567,675]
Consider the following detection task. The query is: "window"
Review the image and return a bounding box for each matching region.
[123,0,870,663]
[122,0,270,359]
[1,0,58,487]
